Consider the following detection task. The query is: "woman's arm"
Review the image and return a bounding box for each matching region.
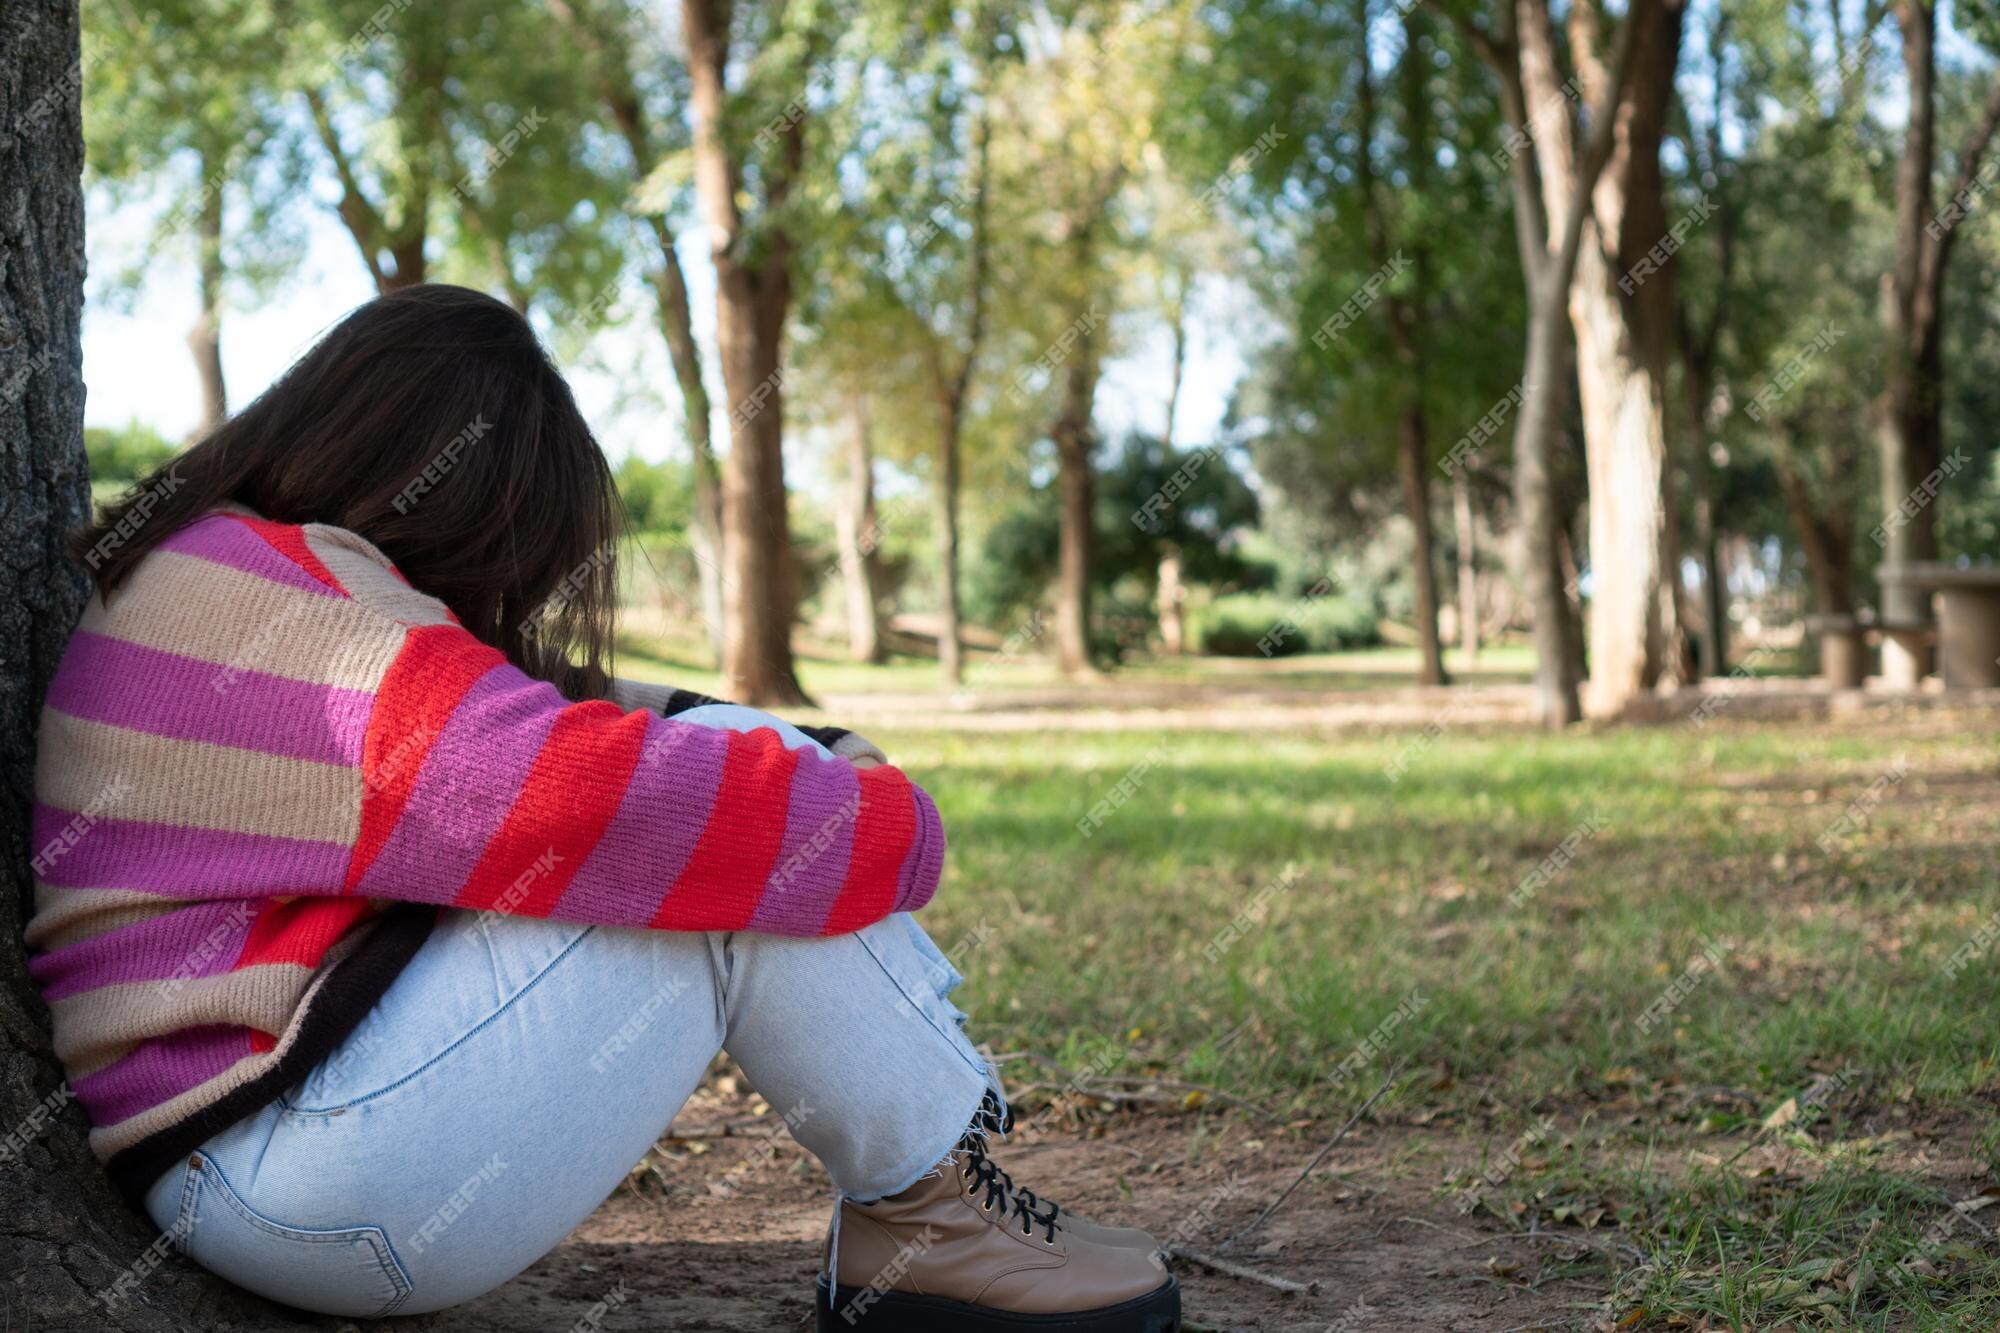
[344,624,943,936]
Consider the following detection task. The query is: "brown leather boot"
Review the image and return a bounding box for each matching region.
[815,1135,1180,1331]
[962,1151,1158,1253]
[961,1089,1157,1253]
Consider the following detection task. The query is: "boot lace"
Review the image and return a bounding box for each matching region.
[959,1137,1060,1244]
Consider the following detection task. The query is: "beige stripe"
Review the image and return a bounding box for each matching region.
[92,548,404,692]
[37,710,362,846]
[51,964,316,1068]
[26,887,183,952]
[86,948,355,1161]
[89,1049,276,1161]
[304,526,457,628]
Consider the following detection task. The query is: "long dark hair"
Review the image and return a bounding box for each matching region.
[73,284,620,701]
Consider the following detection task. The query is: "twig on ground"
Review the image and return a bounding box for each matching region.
[1218,1064,1404,1253]
[1164,1244,1318,1294]
[1089,1076,1284,1122]
[661,1114,776,1140]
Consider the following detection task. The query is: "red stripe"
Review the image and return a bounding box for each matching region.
[453,701,651,915]
[233,897,374,970]
[248,1030,277,1054]
[819,768,919,935]
[344,626,506,892]
[650,731,802,931]
[233,516,348,594]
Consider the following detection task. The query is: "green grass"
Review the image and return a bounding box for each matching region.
[620,633,2000,1326]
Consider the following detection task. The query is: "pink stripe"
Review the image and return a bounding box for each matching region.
[75,1025,254,1126]
[552,714,730,924]
[894,787,947,913]
[157,514,341,595]
[354,665,560,901]
[747,751,859,932]
[31,804,350,896]
[29,899,257,1001]
[48,632,371,766]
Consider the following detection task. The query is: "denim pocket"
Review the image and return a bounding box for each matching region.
[177,1152,414,1318]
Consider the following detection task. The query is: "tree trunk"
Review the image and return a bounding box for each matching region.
[550,0,729,666]
[935,396,964,683]
[1566,0,1687,717]
[186,146,227,435]
[713,274,805,706]
[647,257,727,666]
[1465,0,1643,726]
[1871,0,2000,683]
[1680,348,1726,678]
[1775,457,1856,619]
[682,0,808,706]
[1051,332,1101,678]
[2,14,306,1326]
[1158,267,1189,659]
[926,98,991,687]
[1356,1,1446,687]
[1515,294,1582,727]
[1398,403,1447,685]
[1453,472,1479,662]
[839,398,885,665]
[1156,545,1186,656]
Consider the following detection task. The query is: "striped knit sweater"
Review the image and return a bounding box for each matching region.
[27,508,945,1199]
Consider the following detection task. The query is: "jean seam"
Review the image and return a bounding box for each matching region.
[191,1155,415,1317]
[854,927,987,1082]
[285,924,597,1115]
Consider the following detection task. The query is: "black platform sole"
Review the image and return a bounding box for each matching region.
[813,1273,1180,1331]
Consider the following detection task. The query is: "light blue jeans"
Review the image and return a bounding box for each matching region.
[142,704,999,1317]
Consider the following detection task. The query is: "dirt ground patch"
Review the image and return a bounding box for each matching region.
[404,1093,1612,1333]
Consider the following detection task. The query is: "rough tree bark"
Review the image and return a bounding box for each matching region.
[1457,0,1642,726]
[836,398,885,664]
[1566,0,1688,715]
[682,0,809,706]
[1877,0,2000,684]
[187,143,227,434]
[1,10,309,1327]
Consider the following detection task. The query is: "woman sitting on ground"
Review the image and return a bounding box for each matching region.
[30,285,1179,1332]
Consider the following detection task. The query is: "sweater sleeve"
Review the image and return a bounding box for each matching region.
[344,622,945,936]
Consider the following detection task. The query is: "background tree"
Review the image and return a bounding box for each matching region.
[85,0,304,433]
[1875,0,2000,684]
[1456,0,1643,726]
[679,0,840,705]
[551,0,729,663]
[1566,0,1692,715]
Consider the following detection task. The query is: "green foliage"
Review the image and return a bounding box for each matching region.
[85,421,179,489]
[83,0,312,306]
[1189,588,1378,656]
[966,433,1261,634]
[615,455,697,535]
